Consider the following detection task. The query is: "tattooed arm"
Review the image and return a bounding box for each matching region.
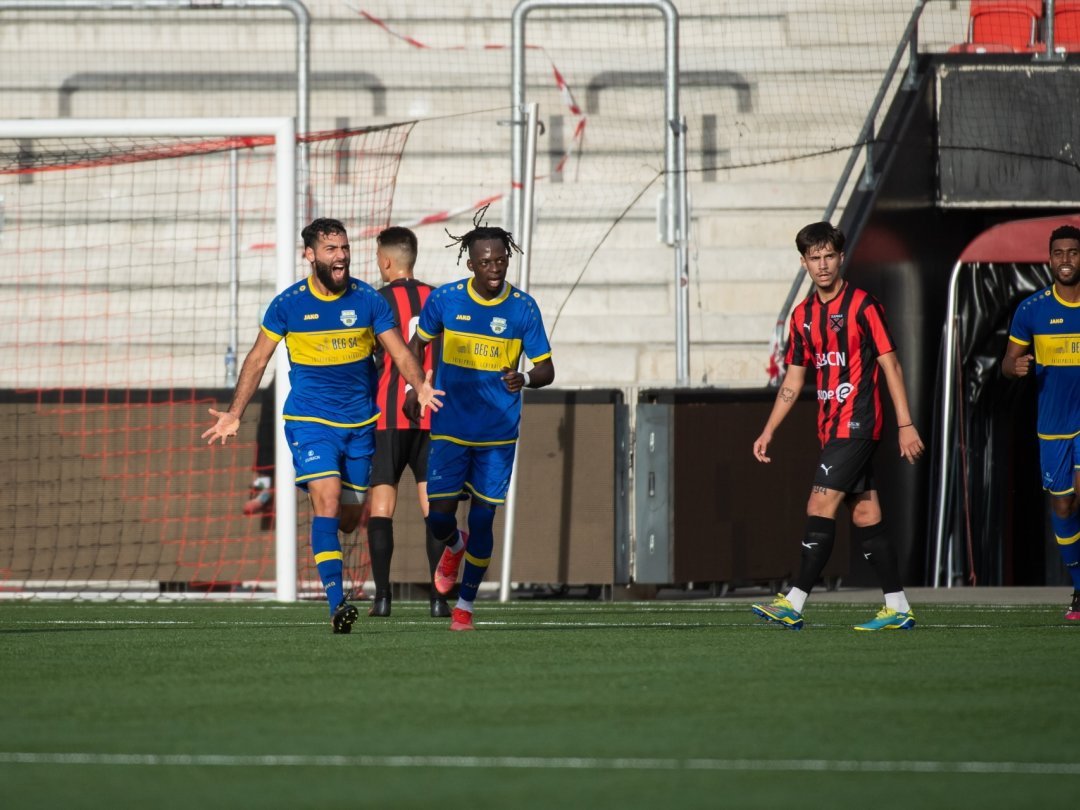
[753,364,807,463]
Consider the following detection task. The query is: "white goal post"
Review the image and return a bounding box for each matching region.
[0,116,298,602]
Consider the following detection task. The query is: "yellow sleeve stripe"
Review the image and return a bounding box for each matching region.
[528,352,552,364]
[314,551,344,564]
[464,551,491,568]
[416,326,439,341]
[1008,335,1031,346]
[261,325,284,342]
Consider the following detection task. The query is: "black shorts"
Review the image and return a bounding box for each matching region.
[370,429,430,487]
[812,438,877,495]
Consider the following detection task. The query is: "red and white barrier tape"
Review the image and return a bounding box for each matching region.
[350,7,588,226]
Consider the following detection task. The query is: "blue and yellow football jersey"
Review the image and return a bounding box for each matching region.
[1008,285,1080,439]
[261,276,395,427]
[417,279,551,445]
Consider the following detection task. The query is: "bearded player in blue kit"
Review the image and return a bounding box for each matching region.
[406,209,554,631]
[203,218,443,634]
[1003,224,1080,622]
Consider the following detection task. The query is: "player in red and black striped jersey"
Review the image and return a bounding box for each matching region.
[751,222,925,632]
[366,226,450,618]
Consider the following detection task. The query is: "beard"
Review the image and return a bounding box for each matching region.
[1055,263,1079,286]
[313,258,349,293]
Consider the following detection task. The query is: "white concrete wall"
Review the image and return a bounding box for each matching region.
[0,1,968,389]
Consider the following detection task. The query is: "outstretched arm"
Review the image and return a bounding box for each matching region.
[753,364,806,463]
[202,331,277,446]
[380,328,443,416]
[877,351,924,464]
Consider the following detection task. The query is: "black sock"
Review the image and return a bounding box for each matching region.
[793,515,836,593]
[367,516,393,596]
[425,523,444,581]
[854,522,903,594]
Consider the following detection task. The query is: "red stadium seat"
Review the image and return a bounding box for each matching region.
[1053,0,1080,51]
[966,0,1043,51]
[947,41,1026,53]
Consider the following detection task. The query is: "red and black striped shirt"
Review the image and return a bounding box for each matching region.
[786,282,896,446]
[374,278,436,431]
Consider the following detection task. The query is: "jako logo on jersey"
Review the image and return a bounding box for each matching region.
[456,314,472,321]
[340,310,357,327]
[1051,318,1064,324]
[829,313,844,332]
[815,351,847,368]
[490,317,508,335]
[304,313,319,321]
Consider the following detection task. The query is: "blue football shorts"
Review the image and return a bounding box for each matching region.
[426,438,517,506]
[1039,433,1080,497]
[283,421,375,504]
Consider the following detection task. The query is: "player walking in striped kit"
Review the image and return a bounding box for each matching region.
[751,221,924,631]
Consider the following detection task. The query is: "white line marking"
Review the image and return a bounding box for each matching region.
[0,752,1077,776]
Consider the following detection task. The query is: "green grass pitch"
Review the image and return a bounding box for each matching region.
[1,599,1077,809]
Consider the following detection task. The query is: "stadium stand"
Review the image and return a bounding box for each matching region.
[949,0,1043,52]
[1053,0,1080,50]
[0,1,934,390]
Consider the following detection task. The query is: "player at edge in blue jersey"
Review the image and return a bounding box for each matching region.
[405,207,555,631]
[1003,224,1080,622]
[203,218,443,634]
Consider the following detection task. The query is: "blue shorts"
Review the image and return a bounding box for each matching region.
[283,420,375,503]
[1039,433,1080,496]
[427,439,517,506]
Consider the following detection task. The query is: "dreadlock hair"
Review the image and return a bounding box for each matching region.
[444,204,523,265]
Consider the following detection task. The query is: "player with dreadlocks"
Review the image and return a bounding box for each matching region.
[405,206,555,631]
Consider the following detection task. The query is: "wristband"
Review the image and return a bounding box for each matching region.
[522,371,531,388]
[898,423,912,429]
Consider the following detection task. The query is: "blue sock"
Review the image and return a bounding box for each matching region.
[311,515,344,615]
[426,509,458,545]
[1051,510,1080,590]
[458,506,495,604]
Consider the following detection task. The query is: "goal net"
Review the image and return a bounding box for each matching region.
[0,117,412,601]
